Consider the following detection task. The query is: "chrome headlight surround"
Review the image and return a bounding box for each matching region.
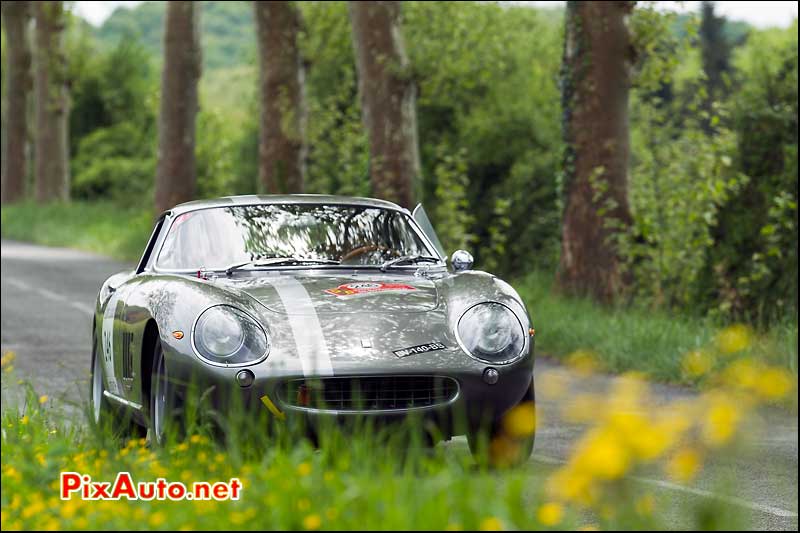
[191,305,270,367]
[456,302,527,364]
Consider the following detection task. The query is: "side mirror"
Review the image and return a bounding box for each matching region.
[451,250,474,272]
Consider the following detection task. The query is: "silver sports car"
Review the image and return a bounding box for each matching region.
[90,195,536,462]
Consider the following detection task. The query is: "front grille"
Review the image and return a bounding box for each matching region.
[278,375,459,412]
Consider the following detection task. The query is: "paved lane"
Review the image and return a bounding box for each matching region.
[1,239,796,529]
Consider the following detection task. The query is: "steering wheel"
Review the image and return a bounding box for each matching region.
[341,245,397,264]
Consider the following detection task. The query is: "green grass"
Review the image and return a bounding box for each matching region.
[516,272,799,382]
[0,383,749,531]
[1,201,153,262]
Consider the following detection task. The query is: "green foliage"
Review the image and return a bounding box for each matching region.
[95,1,255,71]
[627,94,746,309]
[700,21,799,321]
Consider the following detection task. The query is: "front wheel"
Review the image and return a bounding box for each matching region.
[467,383,536,468]
[148,340,183,446]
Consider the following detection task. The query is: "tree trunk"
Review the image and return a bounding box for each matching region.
[1,1,32,204]
[349,0,420,208]
[33,0,69,203]
[557,1,635,303]
[254,1,306,194]
[154,1,201,214]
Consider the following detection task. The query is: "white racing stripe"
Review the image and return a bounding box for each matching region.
[532,454,798,519]
[264,276,334,377]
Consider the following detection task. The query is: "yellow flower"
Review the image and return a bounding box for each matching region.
[149,511,167,527]
[566,350,602,376]
[537,502,564,526]
[303,514,322,530]
[573,429,630,480]
[701,393,741,447]
[38,395,49,405]
[501,401,537,438]
[478,516,504,531]
[753,367,794,400]
[666,447,701,482]
[682,350,713,378]
[577,525,599,531]
[20,416,28,425]
[297,462,312,476]
[715,325,751,354]
[1,351,16,367]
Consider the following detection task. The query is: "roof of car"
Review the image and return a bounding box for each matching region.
[165,194,408,217]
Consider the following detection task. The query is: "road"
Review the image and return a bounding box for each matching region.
[1,239,797,530]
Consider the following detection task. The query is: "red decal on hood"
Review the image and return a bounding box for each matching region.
[324,282,417,297]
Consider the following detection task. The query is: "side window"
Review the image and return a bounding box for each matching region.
[136,217,166,274]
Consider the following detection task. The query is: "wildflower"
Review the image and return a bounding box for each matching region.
[537,502,564,526]
[149,511,167,527]
[682,350,713,378]
[716,324,751,354]
[38,395,49,405]
[578,525,599,531]
[1,351,16,367]
[573,429,630,480]
[501,401,537,438]
[701,393,741,447]
[666,447,701,482]
[478,516,504,531]
[20,416,28,425]
[753,367,794,400]
[566,350,602,376]
[303,514,321,530]
[297,462,312,477]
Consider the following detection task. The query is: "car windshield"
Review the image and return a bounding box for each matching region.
[156,204,436,270]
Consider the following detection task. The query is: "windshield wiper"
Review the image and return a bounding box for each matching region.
[224,257,340,276]
[380,254,441,272]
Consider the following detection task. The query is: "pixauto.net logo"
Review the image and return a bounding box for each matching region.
[60,472,242,501]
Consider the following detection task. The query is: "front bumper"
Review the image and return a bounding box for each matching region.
[166,344,535,439]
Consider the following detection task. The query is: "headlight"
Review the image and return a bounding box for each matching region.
[457,302,525,363]
[193,305,269,366]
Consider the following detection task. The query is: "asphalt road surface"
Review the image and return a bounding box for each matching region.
[1,239,797,530]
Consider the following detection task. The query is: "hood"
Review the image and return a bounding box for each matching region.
[219,272,439,315]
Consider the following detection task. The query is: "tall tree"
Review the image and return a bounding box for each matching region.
[154,1,201,214]
[349,1,420,208]
[1,1,32,204]
[558,1,635,303]
[254,1,306,194]
[33,1,70,202]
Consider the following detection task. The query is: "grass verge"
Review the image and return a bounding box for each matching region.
[514,274,798,384]
[1,201,153,262]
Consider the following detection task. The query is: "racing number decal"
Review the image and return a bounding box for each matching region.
[325,282,417,298]
[101,293,121,395]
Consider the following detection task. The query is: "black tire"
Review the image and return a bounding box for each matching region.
[467,382,535,467]
[148,339,182,446]
[89,327,144,439]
